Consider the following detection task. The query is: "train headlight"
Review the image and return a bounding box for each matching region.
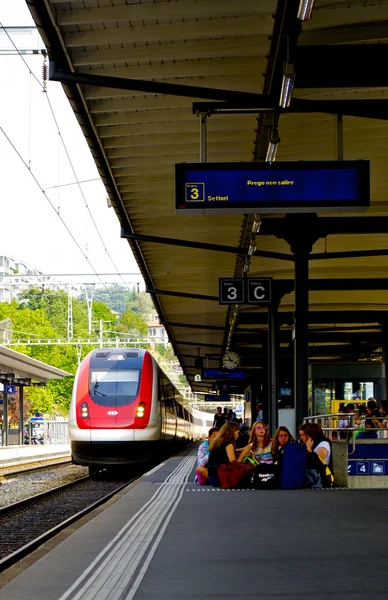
[81,402,89,418]
[136,402,146,418]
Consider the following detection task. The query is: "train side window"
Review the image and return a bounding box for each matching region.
[176,403,184,419]
[163,394,175,415]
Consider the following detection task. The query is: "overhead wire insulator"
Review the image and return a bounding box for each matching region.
[42,54,48,92]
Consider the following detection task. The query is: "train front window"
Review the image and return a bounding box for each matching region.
[90,369,140,407]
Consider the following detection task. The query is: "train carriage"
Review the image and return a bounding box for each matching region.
[69,348,213,473]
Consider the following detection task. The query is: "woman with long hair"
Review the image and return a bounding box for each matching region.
[304,423,331,464]
[207,421,243,486]
[239,420,273,465]
[271,426,294,464]
[304,422,334,487]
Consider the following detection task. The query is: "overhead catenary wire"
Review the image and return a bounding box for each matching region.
[0,125,108,291]
[0,23,131,291]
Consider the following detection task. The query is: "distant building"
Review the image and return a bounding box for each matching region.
[0,255,46,302]
[147,313,168,345]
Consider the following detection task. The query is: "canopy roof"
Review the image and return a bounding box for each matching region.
[0,345,72,383]
[25,0,388,394]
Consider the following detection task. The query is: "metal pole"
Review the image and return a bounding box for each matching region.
[200,112,207,163]
[3,389,8,446]
[67,286,73,340]
[85,285,94,335]
[337,114,343,160]
[19,385,24,445]
[99,319,103,347]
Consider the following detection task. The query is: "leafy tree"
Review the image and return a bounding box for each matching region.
[0,285,155,419]
[83,285,135,314]
[117,308,148,337]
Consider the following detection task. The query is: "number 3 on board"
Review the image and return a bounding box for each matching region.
[185,183,204,202]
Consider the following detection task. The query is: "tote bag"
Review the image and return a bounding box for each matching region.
[218,461,252,489]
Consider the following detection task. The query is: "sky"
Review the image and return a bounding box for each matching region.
[0,2,143,288]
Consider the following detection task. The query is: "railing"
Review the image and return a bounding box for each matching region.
[303,413,388,456]
[25,421,69,446]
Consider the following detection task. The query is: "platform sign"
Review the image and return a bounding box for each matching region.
[280,388,292,396]
[349,460,387,475]
[219,278,244,304]
[5,385,16,395]
[219,278,271,305]
[356,461,370,474]
[202,369,245,379]
[247,279,271,303]
[205,394,230,402]
[176,161,370,214]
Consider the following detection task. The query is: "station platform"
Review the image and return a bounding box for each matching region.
[0,444,71,469]
[0,444,387,599]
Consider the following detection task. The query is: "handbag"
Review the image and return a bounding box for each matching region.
[251,463,277,489]
[217,461,253,489]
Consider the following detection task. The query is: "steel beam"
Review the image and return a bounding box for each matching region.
[193,99,388,120]
[49,63,270,104]
[121,228,293,260]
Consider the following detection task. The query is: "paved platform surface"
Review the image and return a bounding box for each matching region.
[0,444,387,599]
[0,444,71,467]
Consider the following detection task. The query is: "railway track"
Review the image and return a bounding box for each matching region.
[0,471,136,573]
[0,455,72,478]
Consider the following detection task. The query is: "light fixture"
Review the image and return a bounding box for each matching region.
[297,0,315,21]
[247,236,256,256]
[243,257,251,274]
[279,62,295,108]
[252,214,262,234]
[265,128,280,163]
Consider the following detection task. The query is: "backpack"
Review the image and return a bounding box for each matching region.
[279,442,307,489]
[305,452,334,488]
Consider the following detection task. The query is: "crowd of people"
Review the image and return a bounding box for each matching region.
[338,398,388,439]
[195,417,333,489]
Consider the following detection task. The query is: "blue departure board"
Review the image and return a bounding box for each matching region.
[175,161,370,214]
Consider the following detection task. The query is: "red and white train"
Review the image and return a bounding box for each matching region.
[69,348,213,473]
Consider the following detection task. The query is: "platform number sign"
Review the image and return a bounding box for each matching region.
[219,278,271,305]
[247,279,271,304]
[185,183,204,202]
[219,279,245,304]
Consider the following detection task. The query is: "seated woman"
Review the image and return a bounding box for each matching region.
[298,423,308,445]
[271,426,294,465]
[206,421,243,487]
[239,420,273,465]
[304,423,331,464]
[195,427,219,484]
[239,421,275,488]
[304,422,334,487]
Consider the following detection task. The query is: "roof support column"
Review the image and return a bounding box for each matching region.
[268,297,280,434]
[284,215,322,430]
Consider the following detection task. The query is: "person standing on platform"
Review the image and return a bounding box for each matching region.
[213,407,225,429]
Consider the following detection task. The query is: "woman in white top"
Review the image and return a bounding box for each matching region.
[304,423,331,465]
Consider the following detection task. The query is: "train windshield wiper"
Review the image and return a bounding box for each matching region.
[93,382,107,396]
